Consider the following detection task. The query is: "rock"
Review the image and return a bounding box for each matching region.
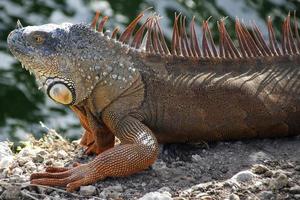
[264,170,273,177]
[191,154,202,162]
[99,185,123,199]
[80,185,96,196]
[157,187,172,193]
[57,150,68,159]
[0,155,13,170]
[249,151,269,162]
[24,160,37,171]
[270,173,288,190]
[12,167,23,175]
[0,142,13,156]
[0,186,21,200]
[36,149,48,156]
[17,156,30,166]
[295,165,300,171]
[199,196,213,200]
[32,154,44,163]
[45,159,54,166]
[52,161,65,168]
[18,147,36,157]
[152,161,167,171]
[290,185,300,194]
[18,174,27,182]
[194,193,210,198]
[0,142,14,171]
[252,164,269,174]
[281,162,294,169]
[258,191,275,200]
[295,194,300,199]
[253,181,264,191]
[139,191,172,200]
[229,194,240,200]
[49,191,60,198]
[231,170,256,183]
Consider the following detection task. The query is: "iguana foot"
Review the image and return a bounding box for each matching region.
[30,164,104,192]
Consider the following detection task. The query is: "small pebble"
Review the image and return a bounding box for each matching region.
[0,142,13,170]
[231,170,256,183]
[200,196,213,200]
[80,185,96,196]
[52,161,64,167]
[264,170,273,177]
[139,191,172,200]
[191,154,202,162]
[258,191,275,200]
[33,154,44,163]
[195,193,209,198]
[24,161,37,171]
[0,186,21,200]
[99,185,123,199]
[270,173,288,190]
[290,185,300,194]
[152,161,167,170]
[18,147,36,157]
[17,156,30,166]
[253,181,264,191]
[229,194,240,200]
[12,167,23,175]
[57,150,68,159]
[158,187,172,193]
[0,156,13,170]
[0,142,13,156]
[252,164,269,174]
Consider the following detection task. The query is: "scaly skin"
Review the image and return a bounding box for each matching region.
[7,13,300,191]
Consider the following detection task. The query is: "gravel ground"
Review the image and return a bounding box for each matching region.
[0,128,299,200]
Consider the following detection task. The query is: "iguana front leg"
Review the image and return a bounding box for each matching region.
[30,111,159,192]
[71,106,115,155]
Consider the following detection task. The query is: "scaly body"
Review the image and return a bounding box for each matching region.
[7,11,300,191]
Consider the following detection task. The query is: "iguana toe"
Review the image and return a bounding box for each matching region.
[31,164,102,191]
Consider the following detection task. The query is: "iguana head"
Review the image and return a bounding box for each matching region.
[7,21,111,105]
[7,12,171,106]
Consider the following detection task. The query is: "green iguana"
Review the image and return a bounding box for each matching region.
[7,11,300,192]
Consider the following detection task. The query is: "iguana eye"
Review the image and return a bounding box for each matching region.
[34,35,45,44]
[28,31,47,45]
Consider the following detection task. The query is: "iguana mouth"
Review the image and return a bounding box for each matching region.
[45,78,76,105]
[19,63,47,90]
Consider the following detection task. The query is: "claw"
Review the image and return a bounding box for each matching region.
[45,166,71,173]
[30,170,71,180]
[31,177,70,187]
[30,163,104,191]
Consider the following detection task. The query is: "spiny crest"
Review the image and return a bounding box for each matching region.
[91,11,300,59]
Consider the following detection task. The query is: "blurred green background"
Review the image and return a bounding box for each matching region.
[0,0,299,141]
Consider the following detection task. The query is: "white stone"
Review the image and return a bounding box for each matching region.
[139,191,172,200]
[80,185,96,196]
[231,170,256,183]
